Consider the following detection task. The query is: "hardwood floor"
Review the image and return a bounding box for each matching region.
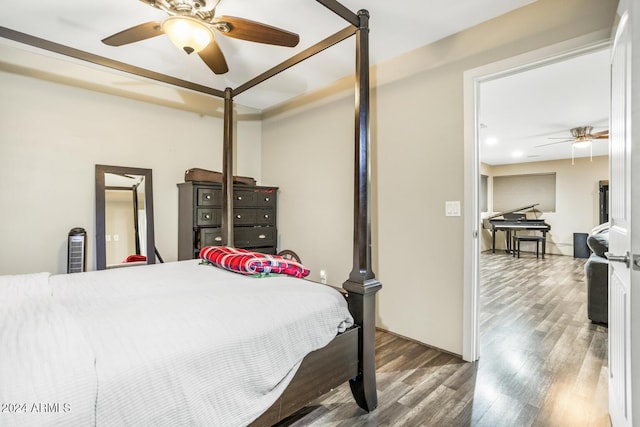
[279,252,610,426]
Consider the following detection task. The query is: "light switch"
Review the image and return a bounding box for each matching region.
[445,201,461,217]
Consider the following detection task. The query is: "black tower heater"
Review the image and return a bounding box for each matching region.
[67,227,87,273]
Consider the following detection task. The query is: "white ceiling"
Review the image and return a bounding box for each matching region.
[0,0,611,165]
[479,48,611,165]
[0,0,534,110]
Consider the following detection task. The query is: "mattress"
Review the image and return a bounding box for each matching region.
[0,260,353,426]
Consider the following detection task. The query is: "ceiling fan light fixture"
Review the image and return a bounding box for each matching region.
[572,140,591,149]
[162,16,213,54]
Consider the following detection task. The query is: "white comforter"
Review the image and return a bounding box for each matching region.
[0,260,353,427]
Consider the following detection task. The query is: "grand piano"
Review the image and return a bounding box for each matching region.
[485,203,551,254]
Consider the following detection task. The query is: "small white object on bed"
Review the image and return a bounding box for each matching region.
[0,260,353,427]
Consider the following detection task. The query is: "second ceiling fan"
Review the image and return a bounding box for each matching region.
[101,0,300,75]
[535,125,609,164]
[535,126,609,148]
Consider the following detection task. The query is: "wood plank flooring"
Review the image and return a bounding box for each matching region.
[277,252,609,426]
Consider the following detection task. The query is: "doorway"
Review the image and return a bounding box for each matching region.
[462,34,611,362]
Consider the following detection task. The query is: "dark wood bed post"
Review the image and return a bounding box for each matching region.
[222,87,235,247]
[342,9,382,413]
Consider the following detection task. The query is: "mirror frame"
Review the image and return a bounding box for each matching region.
[95,164,156,270]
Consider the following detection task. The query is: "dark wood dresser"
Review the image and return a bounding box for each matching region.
[177,181,278,260]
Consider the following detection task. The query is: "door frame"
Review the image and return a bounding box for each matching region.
[462,31,612,362]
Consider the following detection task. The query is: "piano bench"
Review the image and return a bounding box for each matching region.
[512,235,546,259]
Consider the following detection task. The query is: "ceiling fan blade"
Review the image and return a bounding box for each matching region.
[102,22,163,46]
[535,139,572,148]
[198,40,229,74]
[591,130,609,139]
[213,16,299,47]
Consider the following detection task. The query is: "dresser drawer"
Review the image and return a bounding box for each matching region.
[197,187,222,206]
[233,188,277,207]
[196,208,221,226]
[233,189,258,207]
[256,189,276,207]
[235,227,276,247]
[199,227,276,249]
[198,208,273,226]
[251,246,277,255]
[233,208,257,225]
[200,227,223,247]
[255,208,275,225]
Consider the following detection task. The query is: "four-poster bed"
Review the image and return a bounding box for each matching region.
[0,0,381,424]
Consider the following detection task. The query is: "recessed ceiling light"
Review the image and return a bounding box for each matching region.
[485,136,498,145]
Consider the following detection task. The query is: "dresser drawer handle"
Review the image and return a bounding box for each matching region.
[205,194,211,200]
[214,236,222,242]
[237,196,242,201]
[264,214,269,219]
[204,214,211,220]
[258,234,266,239]
[265,197,270,202]
[236,215,241,219]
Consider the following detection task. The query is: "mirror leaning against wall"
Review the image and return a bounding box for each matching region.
[95,165,156,270]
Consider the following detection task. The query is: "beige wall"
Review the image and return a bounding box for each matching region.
[481,156,609,255]
[262,0,618,354]
[261,97,355,284]
[0,70,262,275]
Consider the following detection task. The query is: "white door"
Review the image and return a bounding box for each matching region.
[608,1,639,425]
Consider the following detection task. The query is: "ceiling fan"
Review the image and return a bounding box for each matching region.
[535,126,609,148]
[535,126,609,164]
[101,0,300,75]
